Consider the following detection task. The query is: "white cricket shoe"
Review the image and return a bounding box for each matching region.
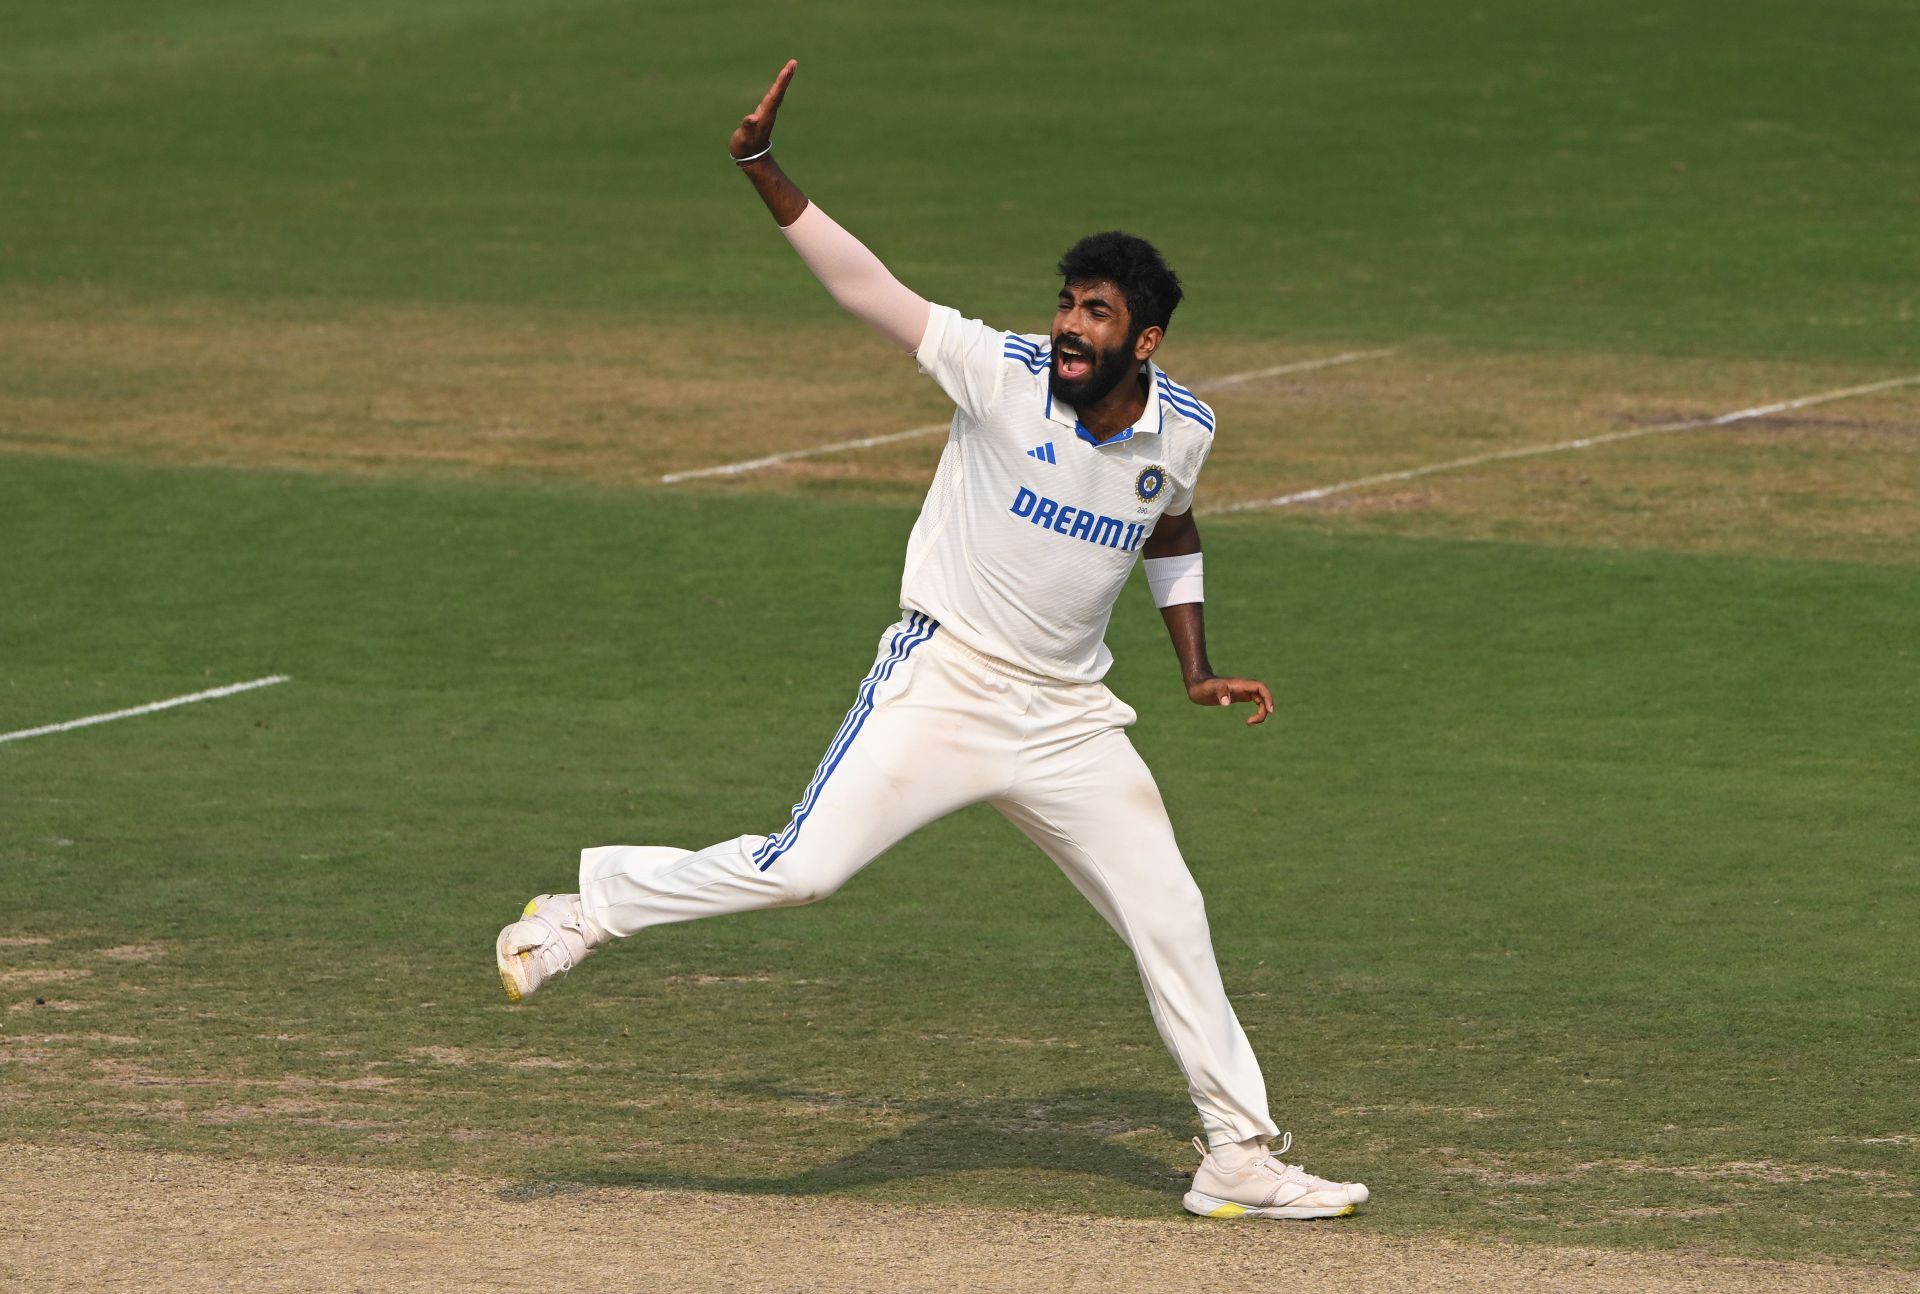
[1183,1133,1370,1220]
[495,893,608,1003]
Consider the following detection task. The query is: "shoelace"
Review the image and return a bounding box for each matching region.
[522,910,583,976]
[1195,1131,1346,1204]
[1193,1130,1295,1164]
[1197,1131,1340,1186]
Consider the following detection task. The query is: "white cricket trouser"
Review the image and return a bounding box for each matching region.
[579,614,1279,1145]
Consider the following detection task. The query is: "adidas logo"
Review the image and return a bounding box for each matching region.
[1026,442,1057,464]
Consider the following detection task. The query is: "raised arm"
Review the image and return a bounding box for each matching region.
[729,61,930,352]
[1142,508,1274,727]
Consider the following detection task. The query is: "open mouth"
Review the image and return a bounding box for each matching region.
[1054,343,1093,382]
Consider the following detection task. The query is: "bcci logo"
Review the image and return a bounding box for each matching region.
[1135,465,1168,503]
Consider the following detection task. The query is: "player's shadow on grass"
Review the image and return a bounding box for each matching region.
[499,1083,1196,1204]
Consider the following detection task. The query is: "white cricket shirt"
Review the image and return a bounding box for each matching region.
[901,303,1216,684]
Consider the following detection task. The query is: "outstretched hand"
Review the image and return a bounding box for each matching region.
[1188,675,1275,726]
[730,59,797,161]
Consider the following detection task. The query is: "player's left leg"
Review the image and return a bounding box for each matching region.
[992,724,1275,1148]
[992,685,1367,1218]
[497,614,1011,1002]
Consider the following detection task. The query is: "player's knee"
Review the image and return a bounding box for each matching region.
[1144,881,1211,943]
[762,858,850,907]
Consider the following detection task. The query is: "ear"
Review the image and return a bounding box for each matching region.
[1133,325,1163,362]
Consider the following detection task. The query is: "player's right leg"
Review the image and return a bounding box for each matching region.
[498,614,1003,999]
[991,698,1368,1217]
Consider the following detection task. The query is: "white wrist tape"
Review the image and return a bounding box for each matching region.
[1144,553,1204,608]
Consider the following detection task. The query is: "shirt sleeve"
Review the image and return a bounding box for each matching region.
[780,203,929,352]
[914,304,1007,425]
[1163,429,1215,516]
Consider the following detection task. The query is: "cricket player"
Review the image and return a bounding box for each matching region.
[497,60,1369,1221]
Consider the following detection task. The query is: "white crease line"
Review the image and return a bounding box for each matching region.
[0,675,291,746]
[660,348,1395,484]
[1209,373,1920,515]
[1188,348,1397,391]
[660,422,951,484]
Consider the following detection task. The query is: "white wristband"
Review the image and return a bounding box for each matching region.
[1144,553,1204,608]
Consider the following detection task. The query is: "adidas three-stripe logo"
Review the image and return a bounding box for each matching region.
[1026,442,1057,464]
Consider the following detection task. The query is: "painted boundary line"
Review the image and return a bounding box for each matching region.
[0,675,291,746]
[660,349,1395,484]
[1209,373,1920,515]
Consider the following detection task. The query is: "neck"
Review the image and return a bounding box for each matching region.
[1077,367,1150,442]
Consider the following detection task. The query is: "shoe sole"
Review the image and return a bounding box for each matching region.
[495,927,526,1003]
[1183,1190,1358,1220]
[495,906,537,1004]
[495,898,553,1004]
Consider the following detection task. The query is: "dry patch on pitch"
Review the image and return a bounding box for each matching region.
[98,942,169,962]
[0,290,947,488]
[1442,1154,1900,1191]
[2,1144,1911,1294]
[6,998,89,1013]
[0,966,92,985]
[407,1044,584,1070]
[2,290,1915,563]
[2,940,184,1017]
[666,972,779,984]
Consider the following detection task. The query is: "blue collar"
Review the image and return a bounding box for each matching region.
[1043,364,1167,448]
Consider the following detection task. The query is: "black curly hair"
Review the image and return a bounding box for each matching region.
[1057,231,1184,336]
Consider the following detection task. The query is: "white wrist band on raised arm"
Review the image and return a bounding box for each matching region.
[1144,553,1204,608]
[732,144,773,166]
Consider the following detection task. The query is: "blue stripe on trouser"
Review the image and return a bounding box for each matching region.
[752,614,939,871]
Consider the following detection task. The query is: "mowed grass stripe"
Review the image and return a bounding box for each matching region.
[1212,371,1920,513]
[658,349,1396,484]
[1,456,1914,1265]
[4,295,1915,564]
[3,1,1917,359]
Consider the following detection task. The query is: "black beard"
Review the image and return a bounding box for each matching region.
[1048,336,1135,409]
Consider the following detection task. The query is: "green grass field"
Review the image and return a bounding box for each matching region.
[3,0,1917,1275]
[7,0,1917,358]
